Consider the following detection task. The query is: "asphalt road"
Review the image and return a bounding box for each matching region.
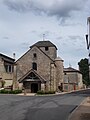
[0,89,90,120]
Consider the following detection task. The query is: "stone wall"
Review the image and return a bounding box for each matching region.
[16,46,54,91]
[50,63,56,91]
[40,47,57,60]
[77,73,83,89]
[55,59,64,91]
[63,71,83,91]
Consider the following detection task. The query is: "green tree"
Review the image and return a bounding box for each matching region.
[78,58,89,86]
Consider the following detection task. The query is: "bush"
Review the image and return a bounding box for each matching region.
[0,89,22,94]
[9,90,22,94]
[0,90,9,94]
[47,91,55,94]
[37,90,55,95]
[37,90,45,94]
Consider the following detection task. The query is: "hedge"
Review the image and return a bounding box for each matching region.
[0,90,22,94]
[37,90,55,95]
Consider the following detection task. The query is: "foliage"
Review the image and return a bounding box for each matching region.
[37,90,55,95]
[78,58,90,86]
[0,89,22,94]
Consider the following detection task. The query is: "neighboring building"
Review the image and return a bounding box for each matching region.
[63,67,83,92]
[0,54,15,88]
[15,41,64,93]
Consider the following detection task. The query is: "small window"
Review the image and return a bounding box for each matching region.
[33,53,37,58]
[32,62,37,70]
[64,72,67,75]
[5,65,8,72]
[5,65,13,73]
[45,47,48,51]
[9,65,12,72]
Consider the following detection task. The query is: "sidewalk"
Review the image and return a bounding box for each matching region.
[17,93,36,96]
[69,97,90,120]
[17,91,68,96]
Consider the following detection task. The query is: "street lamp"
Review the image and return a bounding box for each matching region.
[86,17,90,80]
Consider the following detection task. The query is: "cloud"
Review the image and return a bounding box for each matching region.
[68,35,83,40]
[2,36,9,39]
[3,0,88,20]
[21,42,30,49]
[56,36,63,40]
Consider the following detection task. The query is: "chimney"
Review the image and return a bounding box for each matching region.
[13,53,16,60]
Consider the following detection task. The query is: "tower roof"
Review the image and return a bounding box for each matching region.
[30,41,57,49]
[55,57,63,61]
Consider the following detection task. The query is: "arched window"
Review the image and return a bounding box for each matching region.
[32,62,37,70]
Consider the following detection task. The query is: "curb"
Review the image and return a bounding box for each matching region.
[17,89,87,97]
[68,97,88,120]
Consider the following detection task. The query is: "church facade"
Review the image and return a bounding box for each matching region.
[15,41,64,93]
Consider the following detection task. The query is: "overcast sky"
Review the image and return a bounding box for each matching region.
[0,0,90,69]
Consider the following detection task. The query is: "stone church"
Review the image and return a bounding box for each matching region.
[15,41,64,93]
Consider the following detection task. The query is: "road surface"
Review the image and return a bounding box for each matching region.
[0,89,90,120]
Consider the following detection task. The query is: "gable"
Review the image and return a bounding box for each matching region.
[16,46,54,81]
[16,46,54,64]
[18,69,46,83]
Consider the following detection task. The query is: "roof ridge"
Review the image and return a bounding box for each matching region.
[64,67,81,73]
[30,40,57,49]
[0,53,15,61]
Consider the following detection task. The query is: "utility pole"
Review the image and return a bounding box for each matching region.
[86,17,90,80]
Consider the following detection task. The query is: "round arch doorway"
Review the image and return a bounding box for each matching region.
[31,83,38,93]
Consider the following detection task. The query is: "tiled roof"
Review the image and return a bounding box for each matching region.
[0,53,15,63]
[30,41,57,49]
[64,67,81,73]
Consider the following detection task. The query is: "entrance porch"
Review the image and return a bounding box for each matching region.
[19,69,46,93]
[23,81,41,93]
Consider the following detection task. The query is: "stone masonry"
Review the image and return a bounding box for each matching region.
[15,41,64,92]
